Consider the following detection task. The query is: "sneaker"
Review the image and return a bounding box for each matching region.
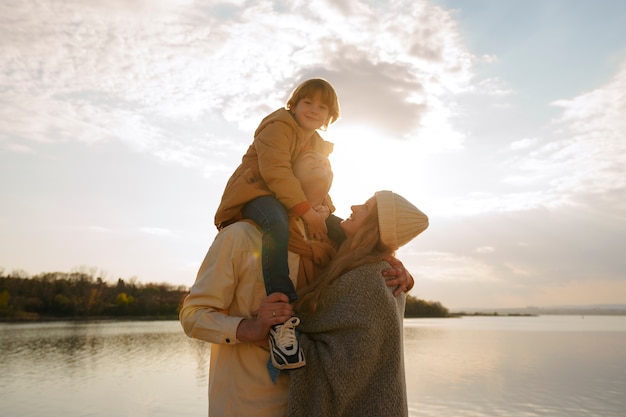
[269,317,306,370]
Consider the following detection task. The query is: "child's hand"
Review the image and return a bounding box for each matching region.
[313,204,330,220]
[302,208,328,241]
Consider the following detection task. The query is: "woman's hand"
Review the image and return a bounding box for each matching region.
[382,255,415,296]
[236,293,294,344]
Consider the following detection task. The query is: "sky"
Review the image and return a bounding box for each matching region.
[1,0,625,310]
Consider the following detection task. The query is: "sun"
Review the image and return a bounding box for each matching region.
[323,123,421,215]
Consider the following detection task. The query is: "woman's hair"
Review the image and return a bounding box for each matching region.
[286,78,340,130]
[296,203,394,313]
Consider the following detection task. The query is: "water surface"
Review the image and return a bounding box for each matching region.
[1,316,625,417]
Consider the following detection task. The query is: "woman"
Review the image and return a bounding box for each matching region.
[288,190,429,417]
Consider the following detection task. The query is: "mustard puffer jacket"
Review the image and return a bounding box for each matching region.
[214,108,335,228]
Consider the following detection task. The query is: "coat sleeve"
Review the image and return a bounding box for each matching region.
[179,224,257,345]
[254,120,310,214]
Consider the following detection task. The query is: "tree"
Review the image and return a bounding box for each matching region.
[404,295,449,318]
[0,290,10,315]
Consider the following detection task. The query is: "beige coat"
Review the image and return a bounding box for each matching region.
[214,108,334,228]
[180,222,303,416]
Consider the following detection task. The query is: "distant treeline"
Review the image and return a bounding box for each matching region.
[0,270,450,320]
[404,296,450,318]
[0,271,187,320]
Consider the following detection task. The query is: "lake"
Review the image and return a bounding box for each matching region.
[1,316,625,417]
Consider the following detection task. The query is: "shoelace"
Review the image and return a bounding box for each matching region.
[274,317,300,350]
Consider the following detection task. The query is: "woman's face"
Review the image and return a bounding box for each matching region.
[340,196,376,238]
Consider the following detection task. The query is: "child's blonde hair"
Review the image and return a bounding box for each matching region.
[286,78,340,130]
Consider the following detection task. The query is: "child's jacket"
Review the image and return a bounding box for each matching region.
[214,108,335,229]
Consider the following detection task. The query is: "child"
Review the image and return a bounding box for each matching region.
[214,78,341,369]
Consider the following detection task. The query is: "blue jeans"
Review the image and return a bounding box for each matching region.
[242,196,297,302]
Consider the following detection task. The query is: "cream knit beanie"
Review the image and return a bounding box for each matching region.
[375,190,429,250]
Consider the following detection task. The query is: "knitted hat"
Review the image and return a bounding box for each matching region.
[375,190,429,250]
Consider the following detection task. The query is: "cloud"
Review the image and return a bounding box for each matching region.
[296,57,428,138]
[505,61,626,199]
[510,137,537,151]
[474,77,515,96]
[408,250,502,283]
[475,246,495,254]
[0,0,473,167]
[3,142,31,153]
[548,62,626,194]
[87,226,111,233]
[445,59,626,216]
[428,200,626,292]
[140,227,174,237]
[418,61,626,307]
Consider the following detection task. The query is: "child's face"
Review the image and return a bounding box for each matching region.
[291,91,330,133]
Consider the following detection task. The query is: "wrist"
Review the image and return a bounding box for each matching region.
[290,201,313,217]
[235,318,256,343]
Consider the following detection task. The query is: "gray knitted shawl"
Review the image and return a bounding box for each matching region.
[288,261,408,417]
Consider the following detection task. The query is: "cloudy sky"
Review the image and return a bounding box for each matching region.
[1,0,625,309]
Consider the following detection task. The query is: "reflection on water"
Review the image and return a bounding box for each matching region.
[403,316,626,417]
[1,316,626,417]
[0,321,209,417]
